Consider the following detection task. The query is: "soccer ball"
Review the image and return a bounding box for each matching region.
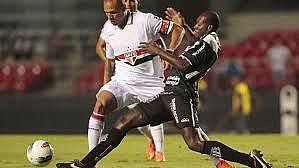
[26,140,54,166]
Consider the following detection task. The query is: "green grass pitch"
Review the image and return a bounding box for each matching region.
[0,134,298,168]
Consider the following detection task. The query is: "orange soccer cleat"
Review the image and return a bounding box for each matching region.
[154,151,166,162]
[146,140,156,160]
[216,160,236,168]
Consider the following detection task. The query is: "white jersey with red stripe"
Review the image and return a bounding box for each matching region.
[100,11,172,88]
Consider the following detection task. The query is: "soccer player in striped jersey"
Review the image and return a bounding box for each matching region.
[56,8,271,168]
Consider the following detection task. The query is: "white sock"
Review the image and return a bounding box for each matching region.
[150,124,164,153]
[88,112,105,151]
[137,125,153,141]
[197,127,222,166]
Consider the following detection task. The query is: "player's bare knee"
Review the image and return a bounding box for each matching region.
[114,115,132,131]
[186,139,204,152]
[94,99,107,115]
[114,108,139,132]
[113,122,130,134]
[94,91,117,115]
[185,139,197,151]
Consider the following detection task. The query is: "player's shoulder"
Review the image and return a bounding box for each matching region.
[102,20,114,30]
[135,11,161,21]
[203,32,220,53]
[203,32,219,45]
[100,20,117,40]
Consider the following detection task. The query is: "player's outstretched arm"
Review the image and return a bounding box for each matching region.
[139,41,191,73]
[165,7,197,45]
[168,20,184,51]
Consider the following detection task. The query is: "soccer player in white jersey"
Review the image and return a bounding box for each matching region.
[94,0,168,162]
[87,0,183,165]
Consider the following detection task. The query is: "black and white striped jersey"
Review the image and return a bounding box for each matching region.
[164,32,220,98]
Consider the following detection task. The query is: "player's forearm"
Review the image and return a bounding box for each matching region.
[156,48,190,73]
[182,23,197,44]
[96,47,107,62]
[103,60,115,84]
[168,24,184,50]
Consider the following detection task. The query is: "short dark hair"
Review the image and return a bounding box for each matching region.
[201,11,220,32]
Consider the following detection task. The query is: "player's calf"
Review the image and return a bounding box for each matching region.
[57,128,127,168]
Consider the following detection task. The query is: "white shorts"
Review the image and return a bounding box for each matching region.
[96,79,164,110]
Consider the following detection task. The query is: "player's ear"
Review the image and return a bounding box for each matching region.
[207,25,213,32]
[137,0,140,8]
[121,3,125,10]
[119,0,125,11]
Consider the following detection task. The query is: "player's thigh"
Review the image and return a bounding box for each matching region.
[169,94,200,129]
[95,80,138,113]
[135,94,172,126]
[114,107,148,131]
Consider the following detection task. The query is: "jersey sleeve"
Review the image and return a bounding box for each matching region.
[202,33,220,53]
[180,40,217,71]
[100,29,107,40]
[100,20,110,40]
[105,42,114,59]
[146,13,174,35]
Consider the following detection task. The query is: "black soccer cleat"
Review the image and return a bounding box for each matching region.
[250,149,272,168]
[56,160,86,168]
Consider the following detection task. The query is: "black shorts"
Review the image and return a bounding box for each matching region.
[134,92,200,129]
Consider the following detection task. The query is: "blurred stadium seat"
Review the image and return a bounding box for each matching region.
[0,62,53,93]
[74,63,104,95]
[0,64,16,93]
[219,29,299,90]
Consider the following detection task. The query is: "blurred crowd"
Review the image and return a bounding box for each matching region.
[1,29,299,95]
[208,30,299,93]
[0,29,99,94]
[0,29,98,63]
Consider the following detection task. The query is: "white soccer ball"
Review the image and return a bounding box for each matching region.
[26,140,54,166]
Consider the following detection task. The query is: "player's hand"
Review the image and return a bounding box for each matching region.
[139,41,162,55]
[161,59,172,71]
[165,7,185,27]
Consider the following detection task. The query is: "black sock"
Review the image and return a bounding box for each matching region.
[202,141,254,167]
[81,128,127,168]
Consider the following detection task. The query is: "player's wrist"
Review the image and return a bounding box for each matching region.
[166,49,174,54]
[182,23,189,29]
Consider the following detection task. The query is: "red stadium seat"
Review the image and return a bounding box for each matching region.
[0,62,54,94]
[74,63,104,95]
[0,64,17,93]
[219,45,235,59]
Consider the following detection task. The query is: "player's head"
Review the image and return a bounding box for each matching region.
[103,0,126,25]
[193,11,220,38]
[123,0,140,12]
